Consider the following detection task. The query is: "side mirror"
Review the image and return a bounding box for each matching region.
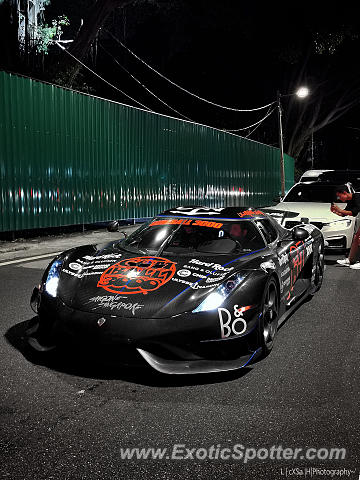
[107,220,119,232]
[273,196,282,203]
[292,226,309,241]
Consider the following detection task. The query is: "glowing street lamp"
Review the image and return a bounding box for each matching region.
[278,87,310,196]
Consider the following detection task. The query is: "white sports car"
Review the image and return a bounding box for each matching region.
[272,182,360,250]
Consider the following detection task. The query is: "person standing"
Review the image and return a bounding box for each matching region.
[331,185,360,269]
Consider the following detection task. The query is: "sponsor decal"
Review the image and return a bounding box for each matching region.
[172,277,194,287]
[83,254,123,261]
[218,305,252,338]
[89,295,144,315]
[286,241,305,300]
[281,266,290,277]
[205,274,226,283]
[150,218,192,226]
[97,256,177,295]
[171,259,232,288]
[69,262,82,271]
[278,252,289,267]
[237,209,264,218]
[191,282,221,290]
[282,277,291,287]
[188,259,234,272]
[290,241,305,285]
[63,253,124,277]
[150,218,223,229]
[177,269,192,277]
[169,207,224,216]
[171,277,222,289]
[62,268,104,278]
[192,220,223,229]
[260,260,276,272]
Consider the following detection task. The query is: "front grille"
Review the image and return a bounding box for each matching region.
[285,221,323,230]
[326,237,347,249]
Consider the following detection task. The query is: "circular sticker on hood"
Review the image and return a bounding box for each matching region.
[177,269,191,277]
[97,256,177,295]
[69,262,82,271]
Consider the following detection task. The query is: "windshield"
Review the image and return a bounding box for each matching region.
[118,217,266,256]
[283,184,348,203]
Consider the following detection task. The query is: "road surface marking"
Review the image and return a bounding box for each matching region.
[0,252,62,267]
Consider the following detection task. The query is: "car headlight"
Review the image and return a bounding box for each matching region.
[45,259,63,297]
[326,219,352,228]
[192,274,245,312]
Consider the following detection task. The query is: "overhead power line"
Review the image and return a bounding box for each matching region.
[245,107,277,138]
[104,29,276,113]
[99,42,193,121]
[55,41,153,111]
[225,106,277,133]
[55,41,276,136]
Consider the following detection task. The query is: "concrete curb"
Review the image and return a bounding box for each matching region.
[0,225,140,263]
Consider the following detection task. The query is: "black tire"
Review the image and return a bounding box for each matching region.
[310,242,325,294]
[258,278,279,356]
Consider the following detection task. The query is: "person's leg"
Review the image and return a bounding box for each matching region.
[349,226,360,264]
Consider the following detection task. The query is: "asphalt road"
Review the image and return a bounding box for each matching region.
[1,251,359,480]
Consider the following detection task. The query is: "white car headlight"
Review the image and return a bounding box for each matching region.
[326,219,352,228]
[192,274,245,313]
[45,259,63,297]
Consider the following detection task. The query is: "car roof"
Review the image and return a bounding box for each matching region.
[287,181,354,192]
[300,169,360,187]
[160,206,269,220]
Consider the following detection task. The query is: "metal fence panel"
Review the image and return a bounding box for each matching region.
[0,71,294,232]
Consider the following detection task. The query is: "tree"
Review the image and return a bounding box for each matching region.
[53,0,132,86]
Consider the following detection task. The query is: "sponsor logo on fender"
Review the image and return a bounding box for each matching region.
[278,253,289,266]
[260,260,276,272]
[97,256,177,295]
[306,242,313,256]
[281,266,290,277]
[218,305,252,338]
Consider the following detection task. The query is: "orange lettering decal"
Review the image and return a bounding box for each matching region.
[237,210,265,218]
[97,256,177,295]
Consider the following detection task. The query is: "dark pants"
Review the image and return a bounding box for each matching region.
[349,226,360,264]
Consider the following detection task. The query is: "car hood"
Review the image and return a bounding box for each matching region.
[57,244,263,318]
[273,202,347,222]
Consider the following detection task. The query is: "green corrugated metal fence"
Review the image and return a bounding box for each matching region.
[0,71,294,232]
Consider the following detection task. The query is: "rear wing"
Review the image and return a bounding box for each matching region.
[262,208,302,227]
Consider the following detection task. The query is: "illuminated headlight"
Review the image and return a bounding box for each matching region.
[326,219,352,229]
[192,275,244,313]
[45,259,63,297]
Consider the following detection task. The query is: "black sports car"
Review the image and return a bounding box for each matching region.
[27,206,324,374]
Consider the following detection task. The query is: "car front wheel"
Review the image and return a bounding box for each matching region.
[258,278,279,356]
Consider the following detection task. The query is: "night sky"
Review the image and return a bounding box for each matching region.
[2,0,360,173]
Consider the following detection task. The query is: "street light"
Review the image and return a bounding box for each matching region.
[277,87,310,196]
